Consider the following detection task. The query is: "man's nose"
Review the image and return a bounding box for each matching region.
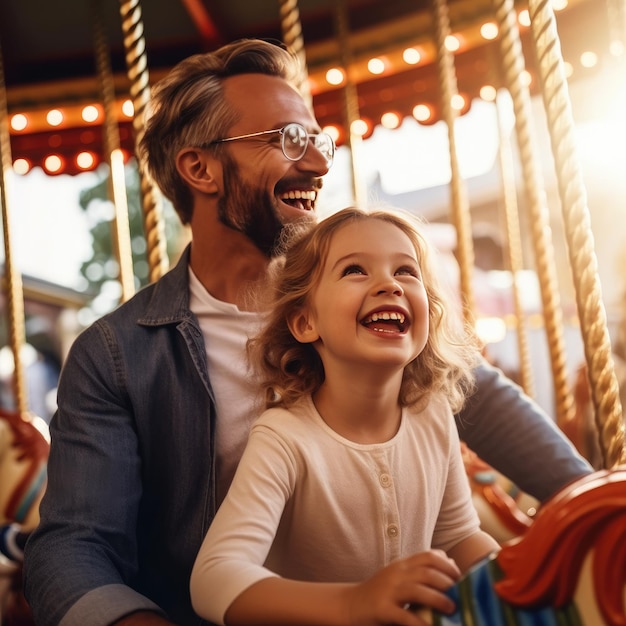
[297,142,331,175]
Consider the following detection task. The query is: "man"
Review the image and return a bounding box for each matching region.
[23,39,591,626]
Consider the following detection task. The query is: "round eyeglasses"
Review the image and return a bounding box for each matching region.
[205,122,335,168]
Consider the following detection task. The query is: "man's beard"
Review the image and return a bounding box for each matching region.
[218,156,315,256]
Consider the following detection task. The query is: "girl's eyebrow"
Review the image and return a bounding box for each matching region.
[330,251,418,271]
[330,252,361,271]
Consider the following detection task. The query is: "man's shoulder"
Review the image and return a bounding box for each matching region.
[91,254,193,330]
[70,276,190,359]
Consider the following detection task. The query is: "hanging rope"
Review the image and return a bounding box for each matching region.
[606,0,626,52]
[492,0,573,426]
[278,0,312,111]
[528,0,626,468]
[333,0,367,208]
[431,0,475,325]
[93,0,135,302]
[118,0,169,283]
[0,43,28,417]
[493,89,534,397]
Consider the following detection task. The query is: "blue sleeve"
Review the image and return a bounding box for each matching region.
[456,359,593,502]
[22,322,164,626]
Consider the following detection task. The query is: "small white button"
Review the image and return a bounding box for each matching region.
[387,524,399,538]
[379,473,392,487]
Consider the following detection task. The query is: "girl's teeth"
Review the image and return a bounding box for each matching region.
[367,312,405,323]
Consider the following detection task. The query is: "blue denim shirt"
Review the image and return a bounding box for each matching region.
[24,246,216,626]
[23,246,592,626]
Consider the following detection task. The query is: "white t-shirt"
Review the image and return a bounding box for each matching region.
[190,393,480,625]
[188,268,263,505]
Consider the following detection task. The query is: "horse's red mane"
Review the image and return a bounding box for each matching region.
[495,467,626,625]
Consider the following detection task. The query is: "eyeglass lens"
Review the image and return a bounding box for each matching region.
[281,123,334,165]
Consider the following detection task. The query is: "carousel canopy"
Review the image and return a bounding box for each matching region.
[0,0,609,175]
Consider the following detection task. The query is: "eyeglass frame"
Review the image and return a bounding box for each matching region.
[200,122,335,167]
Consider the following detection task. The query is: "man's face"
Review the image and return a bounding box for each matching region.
[216,74,330,255]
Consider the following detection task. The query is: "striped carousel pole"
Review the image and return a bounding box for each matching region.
[333,0,368,209]
[431,0,476,325]
[278,0,313,112]
[492,88,535,398]
[492,0,574,425]
[0,42,28,417]
[118,0,169,283]
[528,0,626,467]
[93,0,135,302]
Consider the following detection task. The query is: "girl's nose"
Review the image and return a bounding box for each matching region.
[375,278,403,296]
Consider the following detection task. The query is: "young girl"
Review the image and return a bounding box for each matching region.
[190,207,499,626]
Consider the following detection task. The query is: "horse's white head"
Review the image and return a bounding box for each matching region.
[0,409,49,531]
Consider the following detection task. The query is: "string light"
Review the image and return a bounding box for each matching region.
[580,51,598,68]
[324,125,340,140]
[43,155,63,173]
[413,104,433,123]
[82,105,100,123]
[350,119,369,136]
[480,85,497,101]
[451,94,466,111]
[325,68,345,86]
[445,35,460,52]
[480,22,498,40]
[76,152,96,170]
[367,58,386,75]
[402,48,422,65]
[381,112,401,129]
[10,114,28,131]
[13,158,31,175]
[610,40,625,56]
[46,109,64,126]
[518,10,531,27]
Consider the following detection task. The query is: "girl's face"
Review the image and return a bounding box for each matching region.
[296,219,430,374]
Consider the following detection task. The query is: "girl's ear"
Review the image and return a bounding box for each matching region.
[288,307,319,344]
[176,148,220,194]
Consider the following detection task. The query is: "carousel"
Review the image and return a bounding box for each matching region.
[0,0,625,624]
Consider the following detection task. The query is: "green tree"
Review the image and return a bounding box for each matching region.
[78,160,186,299]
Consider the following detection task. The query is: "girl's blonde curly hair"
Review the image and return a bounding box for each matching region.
[248,207,480,413]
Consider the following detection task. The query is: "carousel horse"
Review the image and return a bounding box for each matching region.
[414,466,626,625]
[461,442,537,544]
[0,408,49,626]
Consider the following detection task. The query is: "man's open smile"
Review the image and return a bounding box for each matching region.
[279,189,317,211]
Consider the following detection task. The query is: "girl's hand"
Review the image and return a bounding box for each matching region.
[344,549,460,626]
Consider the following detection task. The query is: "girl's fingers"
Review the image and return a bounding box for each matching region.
[404,585,456,615]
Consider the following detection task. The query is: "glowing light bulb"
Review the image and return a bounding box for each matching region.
[47,109,64,126]
[403,48,421,65]
[10,114,28,131]
[325,68,345,86]
[82,105,100,123]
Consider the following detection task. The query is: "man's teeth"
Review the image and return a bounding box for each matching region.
[281,190,317,202]
[362,312,406,324]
